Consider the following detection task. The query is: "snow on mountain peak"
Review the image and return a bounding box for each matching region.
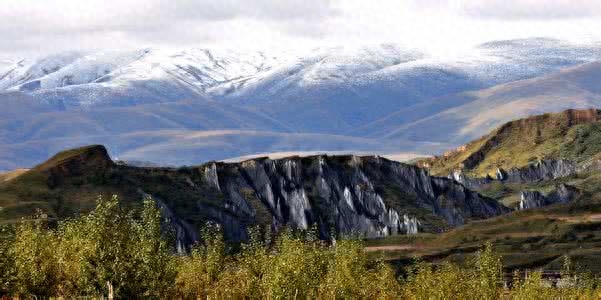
[0,48,295,96]
[2,39,601,108]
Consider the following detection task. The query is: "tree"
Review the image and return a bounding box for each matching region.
[0,225,16,295]
[12,214,60,297]
[84,195,138,297]
[136,197,177,297]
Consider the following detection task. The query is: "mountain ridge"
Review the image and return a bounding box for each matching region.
[386,61,601,145]
[2,39,601,170]
[419,108,601,177]
[0,144,508,246]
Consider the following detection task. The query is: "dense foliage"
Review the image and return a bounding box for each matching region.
[1,196,601,299]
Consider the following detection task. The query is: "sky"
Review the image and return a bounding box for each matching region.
[2,0,601,60]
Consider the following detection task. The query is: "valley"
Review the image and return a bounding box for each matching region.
[4,109,601,276]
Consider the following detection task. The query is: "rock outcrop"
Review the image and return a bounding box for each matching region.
[9,145,510,248]
[132,155,508,245]
[449,169,493,189]
[501,160,579,184]
[518,184,578,210]
[450,159,586,189]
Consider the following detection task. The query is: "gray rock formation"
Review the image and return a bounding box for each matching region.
[449,169,493,189]
[502,160,579,183]
[518,191,547,210]
[518,184,578,210]
[136,155,508,246]
[496,168,507,181]
[449,159,586,189]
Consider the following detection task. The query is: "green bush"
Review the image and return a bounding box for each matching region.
[2,196,601,299]
[1,195,176,298]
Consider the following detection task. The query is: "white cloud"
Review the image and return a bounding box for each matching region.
[1,0,600,59]
[459,0,601,20]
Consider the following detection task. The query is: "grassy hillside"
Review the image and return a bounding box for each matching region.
[370,109,601,272]
[0,169,27,183]
[0,145,224,225]
[370,168,601,273]
[0,145,126,223]
[420,109,601,177]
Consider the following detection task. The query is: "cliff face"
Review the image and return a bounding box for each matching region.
[1,145,509,249]
[519,184,578,210]
[153,155,508,246]
[499,160,579,184]
[453,158,601,189]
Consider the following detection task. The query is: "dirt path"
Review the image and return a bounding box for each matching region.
[365,245,421,252]
[554,213,601,223]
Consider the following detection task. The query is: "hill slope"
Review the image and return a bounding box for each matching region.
[420,109,601,177]
[367,110,601,274]
[385,62,601,146]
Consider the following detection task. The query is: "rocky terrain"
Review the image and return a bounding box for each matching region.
[518,184,578,210]
[416,109,601,214]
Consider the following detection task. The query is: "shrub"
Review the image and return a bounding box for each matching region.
[3,195,178,298]
[3,196,601,299]
[12,215,60,297]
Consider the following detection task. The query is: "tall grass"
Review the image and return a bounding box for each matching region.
[1,195,601,299]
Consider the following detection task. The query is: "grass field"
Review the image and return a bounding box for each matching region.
[367,200,601,273]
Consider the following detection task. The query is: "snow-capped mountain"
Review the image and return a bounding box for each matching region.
[2,39,599,108]
[1,38,601,170]
[0,48,295,106]
[0,58,16,74]
[218,39,601,134]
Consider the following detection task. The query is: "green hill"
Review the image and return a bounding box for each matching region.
[0,145,128,223]
[371,108,601,273]
[420,108,601,177]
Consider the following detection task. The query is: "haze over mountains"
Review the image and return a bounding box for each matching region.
[1,38,601,170]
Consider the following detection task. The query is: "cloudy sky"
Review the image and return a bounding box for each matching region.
[2,0,601,59]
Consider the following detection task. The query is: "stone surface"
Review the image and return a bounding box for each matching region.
[149,155,509,245]
[518,184,578,210]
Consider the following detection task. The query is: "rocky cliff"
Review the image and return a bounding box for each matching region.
[498,159,579,184]
[0,145,509,249]
[518,184,578,210]
[195,156,508,240]
[451,158,601,189]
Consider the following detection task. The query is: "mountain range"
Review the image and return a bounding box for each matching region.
[2,38,601,170]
